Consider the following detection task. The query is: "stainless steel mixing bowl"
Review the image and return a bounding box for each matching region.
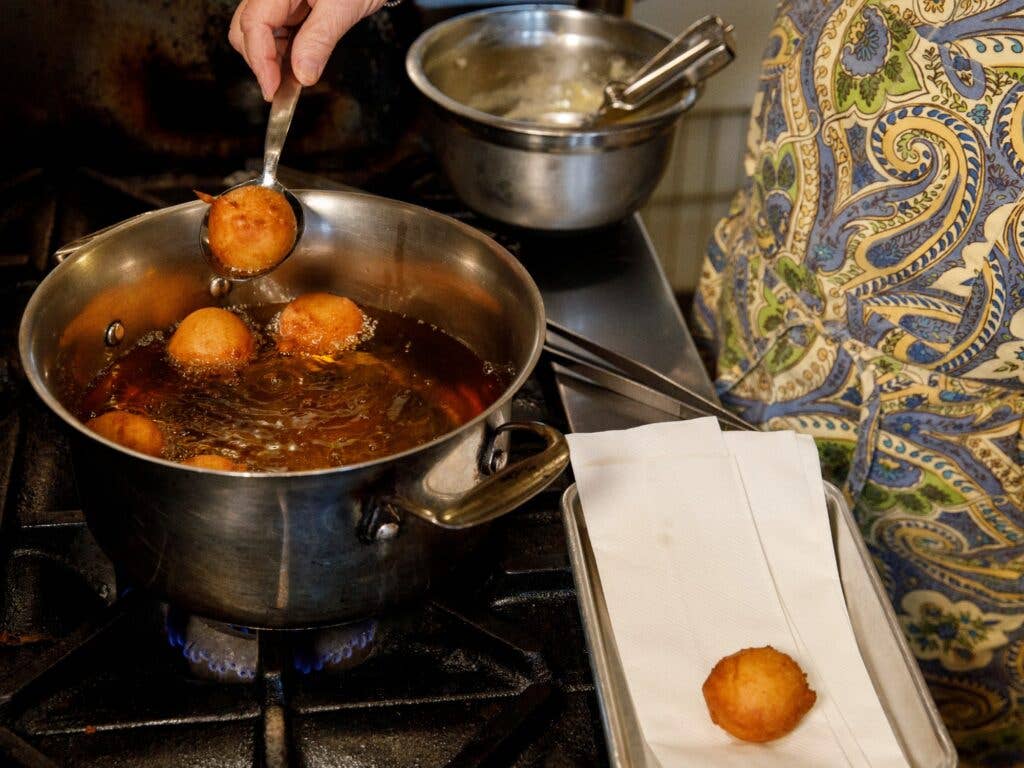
[406,5,730,230]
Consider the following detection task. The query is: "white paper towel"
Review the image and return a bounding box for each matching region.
[567,418,908,767]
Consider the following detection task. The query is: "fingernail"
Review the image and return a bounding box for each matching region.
[295,57,322,85]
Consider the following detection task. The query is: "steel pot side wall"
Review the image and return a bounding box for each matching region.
[71,417,493,628]
[432,111,676,230]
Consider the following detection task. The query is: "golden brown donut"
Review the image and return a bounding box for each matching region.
[181,454,247,471]
[702,646,817,742]
[86,411,165,458]
[167,307,256,374]
[198,186,297,276]
[276,292,367,356]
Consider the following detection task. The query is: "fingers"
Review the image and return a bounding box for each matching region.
[291,0,381,86]
[232,0,308,63]
[240,0,296,99]
[284,3,313,26]
[229,0,378,97]
[229,0,250,66]
[235,0,306,100]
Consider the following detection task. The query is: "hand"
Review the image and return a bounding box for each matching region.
[229,0,386,101]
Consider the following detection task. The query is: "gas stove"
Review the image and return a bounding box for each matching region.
[0,163,610,767]
[0,156,714,766]
[0,159,626,765]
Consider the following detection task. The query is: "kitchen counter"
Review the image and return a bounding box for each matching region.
[521,213,718,433]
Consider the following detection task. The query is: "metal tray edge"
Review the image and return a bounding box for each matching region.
[562,483,650,768]
[823,484,957,767]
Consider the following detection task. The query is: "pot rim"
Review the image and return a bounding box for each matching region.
[18,188,546,479]
[406,4,689,145]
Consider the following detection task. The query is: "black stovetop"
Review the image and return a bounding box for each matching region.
[0,164,608,767]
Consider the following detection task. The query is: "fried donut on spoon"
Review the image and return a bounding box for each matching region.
[197,56,304,279]
[197,187,297,277]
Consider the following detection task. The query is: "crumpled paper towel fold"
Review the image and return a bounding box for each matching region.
[567,418,908,767]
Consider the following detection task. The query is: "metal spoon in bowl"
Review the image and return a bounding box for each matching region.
[537,15,735,130]
[199,56,305,280]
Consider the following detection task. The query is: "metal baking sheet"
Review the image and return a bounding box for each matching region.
[561,482,957,767]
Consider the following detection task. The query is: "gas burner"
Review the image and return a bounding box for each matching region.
[164,606,257,683]
[291,620,378,675]
[163,606,378,683]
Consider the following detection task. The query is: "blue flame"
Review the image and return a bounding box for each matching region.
[164,609,257,680]
[292,620,378,675]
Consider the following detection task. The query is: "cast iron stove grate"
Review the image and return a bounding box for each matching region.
[0,166,606,767]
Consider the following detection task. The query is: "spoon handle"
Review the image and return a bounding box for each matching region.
[262,56,302,186]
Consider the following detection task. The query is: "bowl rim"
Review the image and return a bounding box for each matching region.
[405,3,692,140]
[18,189,546,478]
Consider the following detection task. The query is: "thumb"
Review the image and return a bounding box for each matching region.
[291,0,379,86]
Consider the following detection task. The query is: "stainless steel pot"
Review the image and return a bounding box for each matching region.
[406,5,734,230]
[18,190,568,628]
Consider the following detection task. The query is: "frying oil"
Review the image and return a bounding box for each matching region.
[68,304,510,472]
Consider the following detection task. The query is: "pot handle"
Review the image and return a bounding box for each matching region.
[395,421,569,530]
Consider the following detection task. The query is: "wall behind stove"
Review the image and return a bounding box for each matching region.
[635,0,775,293]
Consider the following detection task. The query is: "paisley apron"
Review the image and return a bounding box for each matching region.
[694,2,1024,764]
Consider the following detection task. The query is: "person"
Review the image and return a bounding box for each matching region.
[230,1,1024,763]
[694,1,1024,765]
[229,0,393,100]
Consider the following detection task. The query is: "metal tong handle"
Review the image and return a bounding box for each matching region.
[602,15,736,115]
[545,320,756,432]
[261,51,302,187]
